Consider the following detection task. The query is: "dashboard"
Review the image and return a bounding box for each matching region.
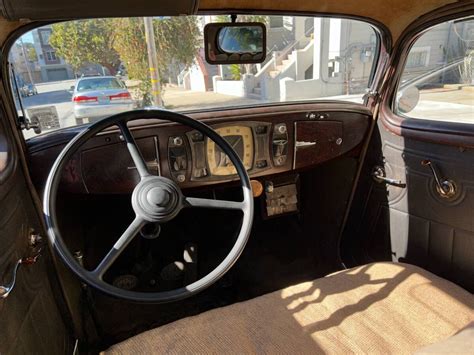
[27,103,371,194]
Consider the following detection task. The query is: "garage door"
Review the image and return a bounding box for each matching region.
[47,68,68,81]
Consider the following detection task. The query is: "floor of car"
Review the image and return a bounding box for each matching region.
[56,158,357,351]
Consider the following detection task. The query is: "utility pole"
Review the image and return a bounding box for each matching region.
[20,38,35,86]
[143,17,162,107]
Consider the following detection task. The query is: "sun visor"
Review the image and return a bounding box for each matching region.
[0,0,199,21]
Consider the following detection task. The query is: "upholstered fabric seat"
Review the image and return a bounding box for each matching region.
[105,262,474,354]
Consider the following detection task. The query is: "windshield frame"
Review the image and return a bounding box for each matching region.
[2,11,389,140]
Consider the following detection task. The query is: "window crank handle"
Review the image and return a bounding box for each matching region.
[421,160,456,198]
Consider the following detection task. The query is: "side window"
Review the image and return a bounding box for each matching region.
[395,18,474,123]
[0,115,13,180]
[0,133,8,174]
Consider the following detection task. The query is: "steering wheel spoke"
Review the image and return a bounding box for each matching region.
[44,109,253,302]
[92,216,146,279]
[184,197,245,211]
[118,122,151,179]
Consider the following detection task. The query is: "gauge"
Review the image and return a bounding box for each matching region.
[207,126,254,176]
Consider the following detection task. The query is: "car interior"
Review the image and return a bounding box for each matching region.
[0,0,473,354]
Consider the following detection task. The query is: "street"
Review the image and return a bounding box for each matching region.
[21,81,261,138]
[20,80,473,140]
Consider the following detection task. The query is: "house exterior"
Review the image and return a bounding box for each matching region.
[9,42,36,85]
[32,26,74,82]
[402,20,474,84]
[181,16,472,103]
[10,26,75,84]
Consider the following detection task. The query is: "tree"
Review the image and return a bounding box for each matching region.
[24,43,37,62]
[110,17,200,105]
[110,18,151,103]
[50,17,200,105]
[50,19,121,74]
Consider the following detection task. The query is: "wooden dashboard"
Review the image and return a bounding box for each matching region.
[27,103,371,194]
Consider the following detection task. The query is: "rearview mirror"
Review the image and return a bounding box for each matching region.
[204,22,266,65]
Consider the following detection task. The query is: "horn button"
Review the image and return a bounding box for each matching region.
[132,177,183,222]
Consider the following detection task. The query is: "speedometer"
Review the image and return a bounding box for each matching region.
[207,126,254,176]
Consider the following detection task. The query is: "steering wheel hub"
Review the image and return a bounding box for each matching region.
[147,187,170,207]
[132,176,182,223]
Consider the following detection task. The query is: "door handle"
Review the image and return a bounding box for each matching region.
[295,141,316,149]
[0,252,41,299]
[372,166,406,187]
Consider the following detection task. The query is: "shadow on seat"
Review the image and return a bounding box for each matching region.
[104,262,474,354]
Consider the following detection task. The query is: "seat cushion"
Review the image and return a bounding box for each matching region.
[105,262,474,354]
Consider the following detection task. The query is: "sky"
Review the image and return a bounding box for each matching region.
[21,32,34,43]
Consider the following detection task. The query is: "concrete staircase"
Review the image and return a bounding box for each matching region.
[269,53,296,78]
[250,39,313,100]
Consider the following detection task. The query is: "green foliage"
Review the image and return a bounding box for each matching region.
[110,18,151,103]
[24,43,37,62]
[239,15,268,24]
[213,15,268,24]
[229,64,241,80]
[50,19,120,73]
[50,17,200,104]
[153,17,200,77]
[214,15,231,23]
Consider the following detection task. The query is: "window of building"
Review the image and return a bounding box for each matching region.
[406,47,431,68]
[395,18,474,124]
[40,30,51,45]
[45,51,57,61]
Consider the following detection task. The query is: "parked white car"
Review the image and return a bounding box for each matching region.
[72,76,134,124]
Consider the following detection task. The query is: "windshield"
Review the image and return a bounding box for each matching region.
[8,15,379,138]
[76,77,123,91]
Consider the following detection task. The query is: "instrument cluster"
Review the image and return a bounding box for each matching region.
[167,121,289,183]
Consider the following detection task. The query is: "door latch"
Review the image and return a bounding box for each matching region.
[372,166,406,187]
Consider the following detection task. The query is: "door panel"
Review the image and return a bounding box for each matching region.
[0,111,73,353]
[342,10,474,293]
[342,120,474,292]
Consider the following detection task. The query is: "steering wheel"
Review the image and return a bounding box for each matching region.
[43,109,254,302]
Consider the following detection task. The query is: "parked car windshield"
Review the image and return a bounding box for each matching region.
[8,15,379,139]
[76,77,123,91]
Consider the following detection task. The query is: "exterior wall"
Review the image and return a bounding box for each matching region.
[214,78,245,96]
[259,74,280,101]
[280,77,344,101]
[31,27,74,82]
[295,41,314,80]
[401,21,473,84]
[188,63,207,92]
[338,19,377,93]
[411,22,450,73]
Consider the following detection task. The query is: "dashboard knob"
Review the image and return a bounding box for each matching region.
[277,124,287,134]
[173,136,183,146]
[250,180,263,198]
